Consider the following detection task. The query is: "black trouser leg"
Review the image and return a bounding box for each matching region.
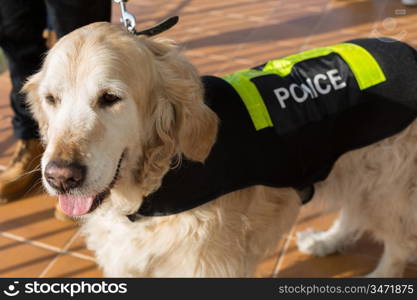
[0,0,47,140]
[45,0,112,38]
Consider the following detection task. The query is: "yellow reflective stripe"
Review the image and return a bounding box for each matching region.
[329,43,386,90]
[263,43,386,90]
[223,69,273,130]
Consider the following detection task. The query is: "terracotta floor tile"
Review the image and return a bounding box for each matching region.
[0,72,15,167]
[404,268,417,277]
[278,204,380,278]
[0,72,11,97]
[278,242,417,278]
[215,61,256,77]
[0,236,59,277]
[65,233,95,259]
[226,42,308,68]
[183,27,260,54]
[312,0,380,33]
[42,255,102,278]
[0,128,15,167]
[0,194,79,249]
[279,202,417,277]
[277,251,376,277]
[254,237,287,278]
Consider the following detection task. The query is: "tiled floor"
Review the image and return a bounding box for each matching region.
[1,0,417,278]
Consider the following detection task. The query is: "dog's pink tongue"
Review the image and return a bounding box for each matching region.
[58,195,94,216]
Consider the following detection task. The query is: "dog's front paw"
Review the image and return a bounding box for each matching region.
[296,228,339,257]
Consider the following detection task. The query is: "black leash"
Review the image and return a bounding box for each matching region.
[114,0,179,37]
[134,16,179,37]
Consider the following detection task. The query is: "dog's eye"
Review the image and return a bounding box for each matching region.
[98,92,122,107]
[45,95,56,105]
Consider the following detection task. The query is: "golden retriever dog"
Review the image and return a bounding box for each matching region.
[23,22,417,277]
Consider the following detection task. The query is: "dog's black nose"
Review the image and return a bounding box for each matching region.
[44,160,86,192]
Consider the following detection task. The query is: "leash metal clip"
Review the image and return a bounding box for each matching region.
[113,0,179,37]
[114,0,137,33]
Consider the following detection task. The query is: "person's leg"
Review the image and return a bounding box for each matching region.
[45,0,112,39]
[0,0,46,140]
[0,0,47,202]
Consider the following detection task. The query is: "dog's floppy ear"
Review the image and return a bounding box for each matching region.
[145,38,218,162]
[22,72,48,140]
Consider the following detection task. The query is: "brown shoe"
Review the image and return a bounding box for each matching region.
[0,139,43,203]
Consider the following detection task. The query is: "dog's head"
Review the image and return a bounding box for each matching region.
[23,22,218,217]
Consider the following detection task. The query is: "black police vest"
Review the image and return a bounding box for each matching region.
[128,38,417,220]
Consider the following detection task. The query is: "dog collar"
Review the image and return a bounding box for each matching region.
[126,185,314,222]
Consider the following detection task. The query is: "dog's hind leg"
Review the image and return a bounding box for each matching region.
[296,207,361,257]
[366,239,416,278]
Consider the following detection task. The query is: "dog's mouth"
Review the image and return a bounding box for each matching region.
[58,151,125,217]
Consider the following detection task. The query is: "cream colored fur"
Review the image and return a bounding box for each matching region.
[297,121,417,277]
[23,22,417,277]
